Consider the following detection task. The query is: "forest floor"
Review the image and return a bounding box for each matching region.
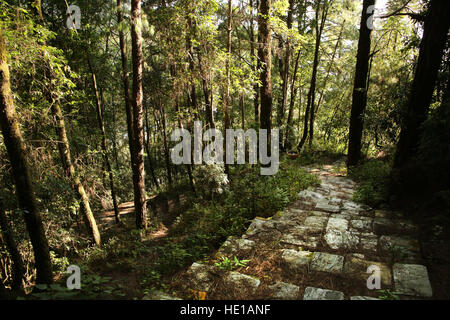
[154,160,436,300]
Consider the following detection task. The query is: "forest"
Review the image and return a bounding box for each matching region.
[0,0,449,301]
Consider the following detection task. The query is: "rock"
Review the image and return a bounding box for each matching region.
[350,296,379,300]
[343,257,392,287]
[304,216,328,229]
[310,252,344,274]
[330,213,353,220]
[326,218,348,232]
[186,262,218,292]
[217,237,255,257]
[244,218,283,237]
[315,201,340,213]
[280,234,319,249]
[224,272,260,295]
[281,249,312,271]
[303,287,345,300]
[393,264,433,297]
[268,281,300,300]
[298,190,326,200]
[359,233,379,253]
[307,211,330,218]
[143,290,182,300]
[350,217,373,232]
[324,229,360,250]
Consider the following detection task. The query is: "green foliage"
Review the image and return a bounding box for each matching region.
[214,256,250,271]
[351,159,392,208]
[376,289,400,300]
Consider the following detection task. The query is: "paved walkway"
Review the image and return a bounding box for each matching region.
[154,162,433,300]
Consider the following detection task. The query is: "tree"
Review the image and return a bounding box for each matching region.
[88,59,121,224]
[347,0,375,167]
[0,27,53,284]
[130,0,148,229]
[297,0,330,151]
[48,93,101,246]
[258,0,273,136]
[394,0,450,168]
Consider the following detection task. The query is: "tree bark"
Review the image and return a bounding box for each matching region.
[347,0,375,167]
[117,0,135,169]
[131,0,148,229]
[50,100,101,246]
[0,28,53,284]
[144,106,160,189]
[394,0,450,168]
[278,0,294,143]
[308,0,329,148]
[250,0,260,124]
[88,60,120,224]
[258,0,273,136]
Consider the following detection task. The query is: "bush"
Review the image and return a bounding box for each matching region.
[351,159,392,208]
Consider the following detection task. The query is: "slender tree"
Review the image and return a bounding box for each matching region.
[131,0,148,229]
[347,0,375,167]
[258,0,273,136]
[88,59,120,224]
[0,27,52,284]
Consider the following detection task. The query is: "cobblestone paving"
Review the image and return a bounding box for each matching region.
[173,162,433,300]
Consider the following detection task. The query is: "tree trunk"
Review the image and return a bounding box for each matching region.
[50,100,101,246]
[258,0,273,136]
[131,0,148,229]
[394,0,450,168]
[0,28,53,284]
[144,106,160,189]
[315,20,344,116]
[198,50,215,129]
[278,0,294,146]
[250,0,260,124]
[0,201,25,291]
[347,0,375,167]
[117,0,136,177]
[159,102,172,187]
[308,0,329,148]
[88,60,120,224]
[284,49,300,150]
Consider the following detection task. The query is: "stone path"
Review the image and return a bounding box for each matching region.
[172,162,433,300]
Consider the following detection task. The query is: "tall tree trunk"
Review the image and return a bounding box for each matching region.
[224,0,233,174]
[258,0,273,137]
[198,50,215,129]
[284,49,300,150]
[278,0,294,148]
[144,106,160,189]
[131,0,148,229]
[50,100,101,246]
[308,0,330,149]
[347,0,375,167]
[394,0,450,168]
[117,0,135,178]
[88,60,120,224]
[250,0,260,124]
[315,20,344,116]
[0,28,53,284]
[0,201,25,291]
[159,102,172,187]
